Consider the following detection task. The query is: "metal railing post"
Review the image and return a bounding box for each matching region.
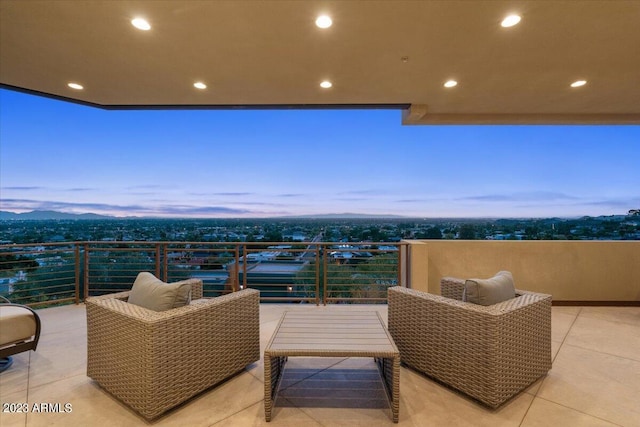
[397,243,403,290]
[155,243,163,280]
[242,244,247,291]
[235,245,241,291]
[322,244,328,306]
[83,243,90,300]
[74,244,80,304]
[315,245,320,305]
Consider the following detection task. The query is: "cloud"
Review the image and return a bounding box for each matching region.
[212,192,253,196]
[334,197,369,202]
[2,186,97,194]
[1,186,43,191]
[125,184,167,192]
[579,198,640,208]
[338,189,386,196]
[155,206,253,215]
[128,191,160,196]
[186,191,254,197]
[458,191,580,202]
[0,198,269,217]
[395,197,451,203]
[1,198,148,212]
[0,199,289,217]
[276,193,304,198]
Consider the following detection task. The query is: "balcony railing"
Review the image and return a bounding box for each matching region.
[0,241,407,306]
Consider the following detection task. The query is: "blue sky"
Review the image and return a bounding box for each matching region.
[1,88,638,218]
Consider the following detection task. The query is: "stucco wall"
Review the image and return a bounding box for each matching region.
[404,240,640,302]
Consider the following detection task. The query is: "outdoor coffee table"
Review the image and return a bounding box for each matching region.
[264,310,400,422]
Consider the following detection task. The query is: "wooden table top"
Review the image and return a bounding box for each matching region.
[265,310,398,356]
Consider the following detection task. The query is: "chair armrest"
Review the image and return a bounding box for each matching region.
[183,278,203,299]
[440,277,465,300]
[85,278,204,303]
[390,285,551,317]
[86,287,256,323]
[86,291,131,302]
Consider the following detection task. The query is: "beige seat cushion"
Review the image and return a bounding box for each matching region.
[0,306,37,346]
[127,272,192,312]
[463,270,516,306]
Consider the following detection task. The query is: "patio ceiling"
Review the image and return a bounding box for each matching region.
[1,0,639,125]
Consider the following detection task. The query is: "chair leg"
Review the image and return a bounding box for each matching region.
[0,357,14,373]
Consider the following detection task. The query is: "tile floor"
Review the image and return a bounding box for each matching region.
[1,303,639,426]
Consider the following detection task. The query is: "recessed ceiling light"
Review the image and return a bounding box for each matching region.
[193,82,207,90]
[501,14,521,28]
[315,15,332,29]
[444,80,458,88]
[67,82,83,90]
[131,18,151,31]
[320,80,332,89]
[570,80,587,88]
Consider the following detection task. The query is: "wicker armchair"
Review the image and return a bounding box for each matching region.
[86,281,260,420]
[388,279,552,408]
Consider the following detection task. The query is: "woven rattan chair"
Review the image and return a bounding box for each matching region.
[388,279,552,408]
[86,281,260,420]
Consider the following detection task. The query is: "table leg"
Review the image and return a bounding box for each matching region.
[264,353,287,422]
[376,356,400,423]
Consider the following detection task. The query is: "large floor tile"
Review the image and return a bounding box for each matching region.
[551,310,578,343]
[0,352,31,393]
[36,304,86,335]
[578,307,640,327]
[551,306,581,316]
[564,311,640,361]
[26,330,87,389]
[153,370,266,427]
[398,367,534,426]
[214,400,324,426]
[276,359,390,413]
[551,340,561,360]
[521,398,619,427]
[22,374,143,427]
[0,388,29,427]
[537,344,640,426]
[249,354,349,385]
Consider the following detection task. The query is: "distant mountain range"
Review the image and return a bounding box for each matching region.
[280,213,407,219]
[0,210,634,221]
[0,210,407,220]
[0,210,114,220]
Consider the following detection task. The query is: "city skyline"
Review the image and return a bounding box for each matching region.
[1,88,639,219]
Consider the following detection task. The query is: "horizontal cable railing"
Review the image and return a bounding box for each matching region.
[163,243,240,297]
[0,243,79,307]
[324,245,401,304]
[0,241,407,306]
[244,244,320,304]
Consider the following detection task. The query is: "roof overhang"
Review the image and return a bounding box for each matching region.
[1,0,639,125]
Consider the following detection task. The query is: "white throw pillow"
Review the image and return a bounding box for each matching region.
[127,272,191,311]
[463,271,515,306]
